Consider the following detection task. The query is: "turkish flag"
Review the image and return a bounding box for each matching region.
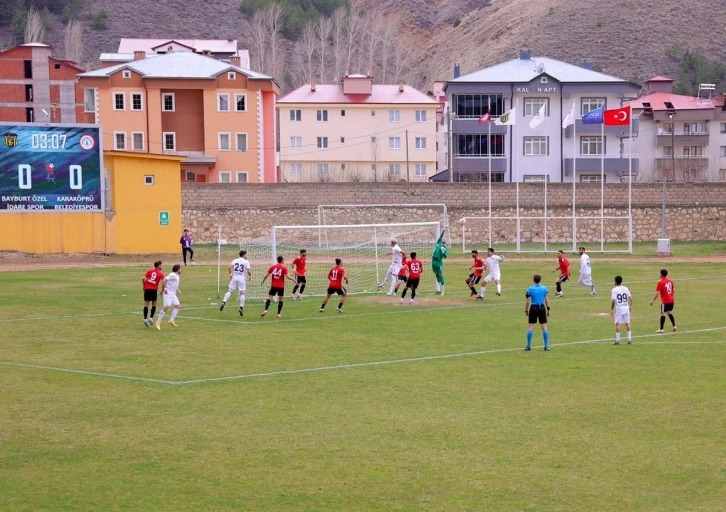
[477,113,491,124]
[604,106,630,126]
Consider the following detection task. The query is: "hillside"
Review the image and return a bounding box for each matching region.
[2,0,726,91]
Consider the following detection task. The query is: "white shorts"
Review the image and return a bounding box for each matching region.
[484,272,500,284]
[578,272,592,286]
[389,263,402,276]
[228,276,247,293]
[163,294,180,308]
[614,311,630,325]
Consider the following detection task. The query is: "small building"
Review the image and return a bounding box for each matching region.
[278,74,439,182]
[631,77,726,182]
[100,38,251,69]
[0,43,84,123]
[77,51,280,183]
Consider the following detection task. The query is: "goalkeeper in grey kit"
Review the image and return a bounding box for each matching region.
[432,231,448,295]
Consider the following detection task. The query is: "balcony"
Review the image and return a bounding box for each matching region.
[655,155,708,171]
[453,155,508,172]
[564,157,639,176]
[565,118,640,138]
[656,132,709,146]
[453,118,508,135]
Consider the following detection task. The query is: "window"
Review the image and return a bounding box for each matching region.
[131,92,143,111]
[415,164,426,176]
[389,110,400,122]
[663,146,673,157]
[340,137,345,144]
[541,76,548,84]
[720,169,726,181]
[317,163,329,175]
[415,110,427,122]
[721,123,726,134]
[54,63,60,70]
[26,108,33,122]
[290,136,302,149]
[236,172,248,183]
[131,132,144,151]
[524,136,548,156]
[144,175,154,185]
[218,93,230,112]
[219,172,231,183]
[290,109,301,121]
[83,89,95,112]
[185,171,196,181]
[25,84,33,101]
[415,137,427,149]
[113,93,125,111]
[341,109,346,116]
[235,94,247,112]
[371,136,376,142]
[218,133,231,151]
[228,71,236,80]
[290,164,302,176]
[122,70,131,79]
[114,132,126,150]
[455,94,505,118]
[23,60,32,79]
[162,93,175,112]
[523,175,550,182]
[316,110,328,122]
[683,123,704,134]
[581,136,604,155]
[685,146,704,156]
[524,98,548,117]
[389,137,401,149]
[662,123,673,134]
[580,175,604,183]
[389,164,401,176]
[454,134,506,156]
[163,132,176,151]
[581,97,606,115]
[317,137,328,149]
[370,110,376,117]
[720,146,726,157]
[236,133,248,152]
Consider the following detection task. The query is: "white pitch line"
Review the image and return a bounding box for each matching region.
[173,326,726,385]
[0,361,176,384]
[0,311,136,323]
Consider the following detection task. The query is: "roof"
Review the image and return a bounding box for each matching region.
[100,49,250,68]
[49,56,84,71]
[450,56,628,84]
[630,91,717,111]
[78,51,273,82]
[20,42,50,48]
[279,84,438,105]
[646,76,674,82]
[118,38,239,54]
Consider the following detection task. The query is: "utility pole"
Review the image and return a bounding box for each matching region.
[405,129,410,181]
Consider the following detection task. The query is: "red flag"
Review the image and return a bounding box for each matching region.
[477,113,491,124]
[604,106,630,126]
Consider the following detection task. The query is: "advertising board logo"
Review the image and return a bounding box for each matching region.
[3,132,18,148]
[79,134,96,150]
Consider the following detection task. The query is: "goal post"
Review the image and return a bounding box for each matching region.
[238,221,442,301]
[317,204,450,245]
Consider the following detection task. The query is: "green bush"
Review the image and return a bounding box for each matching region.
[92,9,108,30]
[667,48,726,95]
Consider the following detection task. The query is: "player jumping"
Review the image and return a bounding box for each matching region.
[156,264,182,330]
[377,238,405,296]
[142,260,164,327]
[466,250,485,299]
[432,231,448,295]
[260,256,296,318]
[552,250,570,297]
[291,249,307,301]
[220,250,252,316]
[320,258,349,313]
[399,251,423,304]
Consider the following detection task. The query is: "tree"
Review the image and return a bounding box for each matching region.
[342,8,361,75]
[292,20,317,85]
[317,16,332,83]
[64,18,83,64]
[265,2,284,80]
[249,8,268,72]
[24,8,45,44]
[330,6,347,81]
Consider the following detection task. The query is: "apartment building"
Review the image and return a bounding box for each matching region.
[631,77,726,182]
[77,51,279,183]
[278,74,438,182]
[441,52,642,183]
[0,43,83,123]
[100,38,250,68]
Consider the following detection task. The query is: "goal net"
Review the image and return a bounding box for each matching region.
[317,204,450,245]
[233,222,441,301]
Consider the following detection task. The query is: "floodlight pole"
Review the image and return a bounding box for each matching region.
[664,111,675,238]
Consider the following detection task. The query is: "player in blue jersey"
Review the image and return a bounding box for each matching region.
[525,274,551,351]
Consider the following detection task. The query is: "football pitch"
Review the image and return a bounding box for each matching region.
[2,253,726,511]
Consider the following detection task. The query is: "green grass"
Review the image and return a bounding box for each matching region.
[1,258,726,511]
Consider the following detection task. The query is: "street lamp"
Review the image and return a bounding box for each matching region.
[664,105,675,239]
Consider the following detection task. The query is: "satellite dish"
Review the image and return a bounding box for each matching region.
[537,63,546,73]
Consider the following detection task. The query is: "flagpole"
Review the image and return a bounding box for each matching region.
[628,105,633,254]
[488,97,492,249]
[544,108,548,254]
[516,97,520,253]
[572,106,577,253]
[600,122,605,253]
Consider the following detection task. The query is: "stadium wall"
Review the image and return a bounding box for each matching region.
[182,183,726,245]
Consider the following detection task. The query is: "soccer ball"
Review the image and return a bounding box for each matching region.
[191,261,196,266]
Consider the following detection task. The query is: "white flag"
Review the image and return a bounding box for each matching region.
[529,103,547,129]
[494,107,516,126]
[562,101,576,129]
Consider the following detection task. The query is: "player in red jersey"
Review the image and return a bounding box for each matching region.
[319,258,349,313]
[260,255,296,318]
[552,250,571,297]
[466,250,486,299]
[291,249,307,301]
[650,268,676,333]
[399,252,423,304]
[394,255,408,294]
[142,260,165,327]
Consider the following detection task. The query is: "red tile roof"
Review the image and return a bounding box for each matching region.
[629,91,717,111]
[279,84,438,105]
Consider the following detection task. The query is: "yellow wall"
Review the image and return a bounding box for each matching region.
[0,151,183,254]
